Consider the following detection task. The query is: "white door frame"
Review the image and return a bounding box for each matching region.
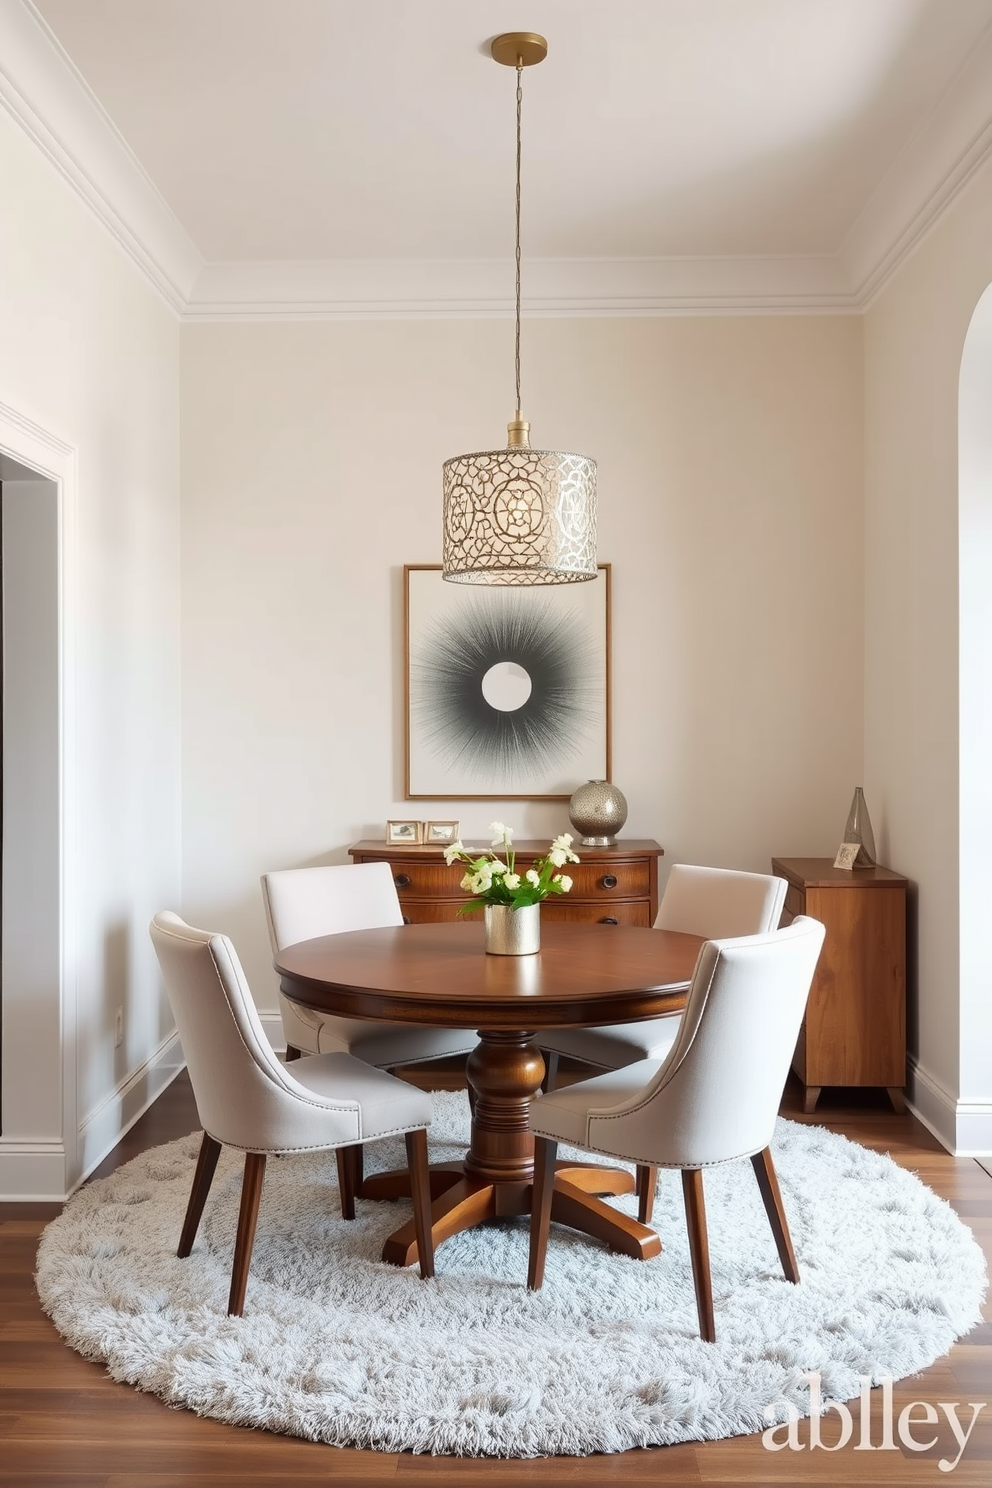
[0,398,78,1197]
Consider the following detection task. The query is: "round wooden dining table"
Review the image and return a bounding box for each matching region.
[275,919,704,1267]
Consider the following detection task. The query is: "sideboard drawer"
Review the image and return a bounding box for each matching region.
[350,839,664,927]
[385,861,461,897]
[542,898,651,927]
[565,861,651,900]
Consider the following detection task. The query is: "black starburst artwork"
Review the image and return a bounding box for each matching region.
[410,593,599,783]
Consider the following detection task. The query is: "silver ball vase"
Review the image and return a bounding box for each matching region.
[568,780,628,847]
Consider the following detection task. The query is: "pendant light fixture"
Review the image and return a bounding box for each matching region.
[442,32,598,585]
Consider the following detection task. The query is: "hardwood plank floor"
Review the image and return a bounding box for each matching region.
[2,1069,990,1487]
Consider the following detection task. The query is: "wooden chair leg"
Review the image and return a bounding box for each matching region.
[635,1163,657,1225]
[527,1136,559,1290]
[681,1168,715,1342]
[405,1128,435,1280]
[335,1145,357,1220]
[178,1132,222,1258]
[751,1147,800,1283]
[541,1051,560,1094]
[347,1142,367,1202]
[228,1152,266,1317]
[284,1045,302,1062]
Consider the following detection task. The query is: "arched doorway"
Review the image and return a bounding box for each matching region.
[957,283,992,1153]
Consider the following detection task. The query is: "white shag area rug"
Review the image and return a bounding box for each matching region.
[36,1092,986,1458]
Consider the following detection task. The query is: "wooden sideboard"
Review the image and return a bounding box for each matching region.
[772,856,907,1114]
[349,839,665,926]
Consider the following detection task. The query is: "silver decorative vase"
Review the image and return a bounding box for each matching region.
[844,786,877,867]
[568,779,628,847]
[484,902,540,955]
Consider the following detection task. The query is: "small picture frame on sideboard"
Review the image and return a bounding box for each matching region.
[425,820,460,844]
[387,819,423,845]
[833,842,860,870]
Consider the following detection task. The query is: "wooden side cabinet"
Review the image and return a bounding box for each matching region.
[349,840,664,926]
[772,857,907,1114]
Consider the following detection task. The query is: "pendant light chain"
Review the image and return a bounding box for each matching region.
[514,59,523,419]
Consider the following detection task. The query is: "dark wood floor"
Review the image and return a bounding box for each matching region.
[2,1066,991,1487]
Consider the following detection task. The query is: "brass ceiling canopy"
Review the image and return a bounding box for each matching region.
[490,32,548,68]
[441,31,598,586]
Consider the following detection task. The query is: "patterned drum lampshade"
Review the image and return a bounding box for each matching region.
[442,440,597,586]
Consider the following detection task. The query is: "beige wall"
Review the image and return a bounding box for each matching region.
[181,315,864,1005]
[865,156,992,1150]
[0,108,182,1193]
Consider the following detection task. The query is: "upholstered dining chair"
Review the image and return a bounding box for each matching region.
[262,862,478,1067]
[537,863,787,1221]
[539,865,788,1085]
[527,915,825,1342]
[150,911,435,1316]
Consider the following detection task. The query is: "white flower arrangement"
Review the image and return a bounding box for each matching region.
[443,822,580,912]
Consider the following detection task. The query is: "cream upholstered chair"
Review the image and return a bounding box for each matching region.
[527,916,825,1342]
[538,863,787,1222]
[262,862,478,1067]
[539,864,788,1084]
[150,912,435,1316]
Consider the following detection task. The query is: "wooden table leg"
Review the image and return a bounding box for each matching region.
[463,1029,544,1184]
[381,1177,507,1267]
[555,1161,635,1197]
[358,1160,464,1203]
[549,1177,662,1262]
[375,1029,642,1265]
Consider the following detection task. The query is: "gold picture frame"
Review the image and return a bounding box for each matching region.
[425,820,460,844]
[386,819,423,845]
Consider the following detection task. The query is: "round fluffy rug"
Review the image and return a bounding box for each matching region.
[36,1093,986,1457]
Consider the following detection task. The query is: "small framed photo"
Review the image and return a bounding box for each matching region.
[425,819,460,844]
[834,842,860,870]
[387,819,423,845]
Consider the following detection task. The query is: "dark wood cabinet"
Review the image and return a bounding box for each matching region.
[349,840,664,926]
[772,857,907,1114]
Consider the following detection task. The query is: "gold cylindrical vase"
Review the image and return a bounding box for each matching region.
[484,903,541,955]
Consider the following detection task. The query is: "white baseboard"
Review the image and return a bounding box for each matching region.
[0,1021,287,1202]
[75,1030,186,1192]
[906,1057,992,1155]
[0,1140,70,1201]
[948,1103,992,1156]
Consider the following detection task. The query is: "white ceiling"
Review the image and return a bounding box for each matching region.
[10,0,992,312]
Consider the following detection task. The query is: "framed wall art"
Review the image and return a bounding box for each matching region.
[404,564,611,801]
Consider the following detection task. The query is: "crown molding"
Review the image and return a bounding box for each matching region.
[184,253,857,320]
[0,0,201,313]
[4,0,992,319]
[841,16,992,306]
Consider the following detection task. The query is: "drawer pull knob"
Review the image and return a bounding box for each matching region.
[601,874,618,890]
[600,915,619,925]
[394,873,411,889]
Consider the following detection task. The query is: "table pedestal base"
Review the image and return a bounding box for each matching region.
[360,1159,660,1268]
[357,1028,663,1267]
